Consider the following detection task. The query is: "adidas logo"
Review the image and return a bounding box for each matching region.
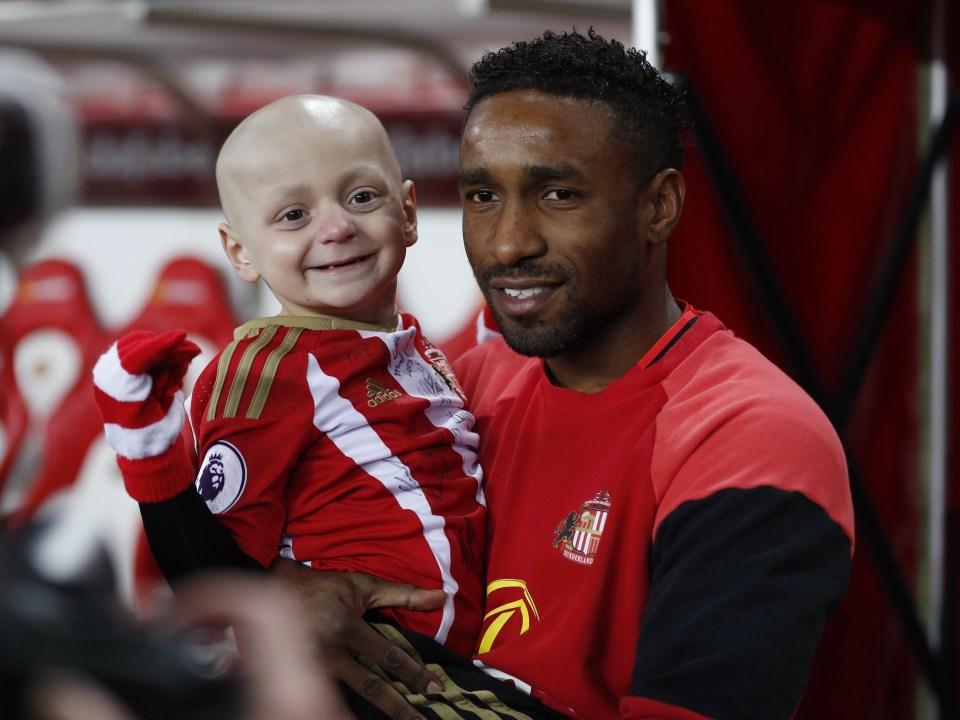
[366,378,402,407]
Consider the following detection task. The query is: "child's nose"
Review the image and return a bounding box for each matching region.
[316,207,357,243]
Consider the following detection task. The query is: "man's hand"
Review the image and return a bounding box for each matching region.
[270,558,446,720]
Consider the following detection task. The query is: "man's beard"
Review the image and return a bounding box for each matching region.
[473,260,582,358]
[485,294,583,358]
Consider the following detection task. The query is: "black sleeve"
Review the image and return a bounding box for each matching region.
[139,488,264,587]
[629,486,851,720]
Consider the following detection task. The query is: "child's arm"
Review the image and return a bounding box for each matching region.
[140,485,264,583]
[93,330,262,584]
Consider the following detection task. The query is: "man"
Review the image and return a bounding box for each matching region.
[274,29,854,720]
[105,29,855,720]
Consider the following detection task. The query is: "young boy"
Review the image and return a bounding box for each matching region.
[94,95,486,658]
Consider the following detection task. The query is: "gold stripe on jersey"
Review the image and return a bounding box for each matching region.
[212,313,398,422]
[224,324,279,418]
[207,324,278,420]
[207,337,242,422]
[368,624,541,720]
[247,325,304,419]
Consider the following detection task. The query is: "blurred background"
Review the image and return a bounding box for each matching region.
[0,1,956,719]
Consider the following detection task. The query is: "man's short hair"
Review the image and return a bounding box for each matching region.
[465,28,689,182]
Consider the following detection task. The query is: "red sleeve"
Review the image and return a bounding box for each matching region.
[653,332,854,548]
[636,330,852,719]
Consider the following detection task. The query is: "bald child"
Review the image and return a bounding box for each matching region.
[158,95,486,657]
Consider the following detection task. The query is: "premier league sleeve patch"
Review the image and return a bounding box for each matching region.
[196,440,246,514]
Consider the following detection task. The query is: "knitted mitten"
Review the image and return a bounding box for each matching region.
[92,330,201,502]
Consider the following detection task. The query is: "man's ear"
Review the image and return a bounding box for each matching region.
[644,169,686,246]
[401,179,419,248]
[219,223,260,283]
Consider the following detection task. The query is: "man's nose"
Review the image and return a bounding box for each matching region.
[491,203,546,265]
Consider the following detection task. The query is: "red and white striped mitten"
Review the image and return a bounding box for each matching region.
[92,329,201,503]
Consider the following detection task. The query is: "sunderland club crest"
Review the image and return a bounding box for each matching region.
[553,489,611,565]
[420,336,465,400]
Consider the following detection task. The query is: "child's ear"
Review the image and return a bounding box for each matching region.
[219,223,260,283]
[401,179,418,247]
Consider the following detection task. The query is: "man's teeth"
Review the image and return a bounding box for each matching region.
[503,287,545,300]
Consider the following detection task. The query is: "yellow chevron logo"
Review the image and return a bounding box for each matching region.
[477,579,540,654]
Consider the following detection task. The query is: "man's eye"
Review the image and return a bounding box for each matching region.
[283,209,305,222]
[544,189,575,201]
[468,190,497,202]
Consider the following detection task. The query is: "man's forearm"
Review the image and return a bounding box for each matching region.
[627,486,851,719]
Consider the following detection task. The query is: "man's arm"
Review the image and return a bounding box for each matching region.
[624,486,851,720]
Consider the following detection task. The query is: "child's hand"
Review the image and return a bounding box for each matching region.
[92,330,201,502]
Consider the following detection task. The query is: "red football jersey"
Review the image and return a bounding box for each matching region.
[454,306,854,719]
[189,312,486,657]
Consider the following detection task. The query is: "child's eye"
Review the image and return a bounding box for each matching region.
[350,191,376,205]
[283,209,305,222]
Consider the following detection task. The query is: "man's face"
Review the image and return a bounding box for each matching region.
[459,90,656,359]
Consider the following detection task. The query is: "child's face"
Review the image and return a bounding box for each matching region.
[220,101,417,326]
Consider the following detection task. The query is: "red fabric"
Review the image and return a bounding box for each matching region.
[114,330,201,384]
[117,441,195,503]
[662,2,921,718]
[439,304,501,361]
[438,302,486,361]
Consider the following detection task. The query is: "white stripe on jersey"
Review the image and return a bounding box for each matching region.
[361,325,486,506]
[305,351,459,646]
[472,659,534,695]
